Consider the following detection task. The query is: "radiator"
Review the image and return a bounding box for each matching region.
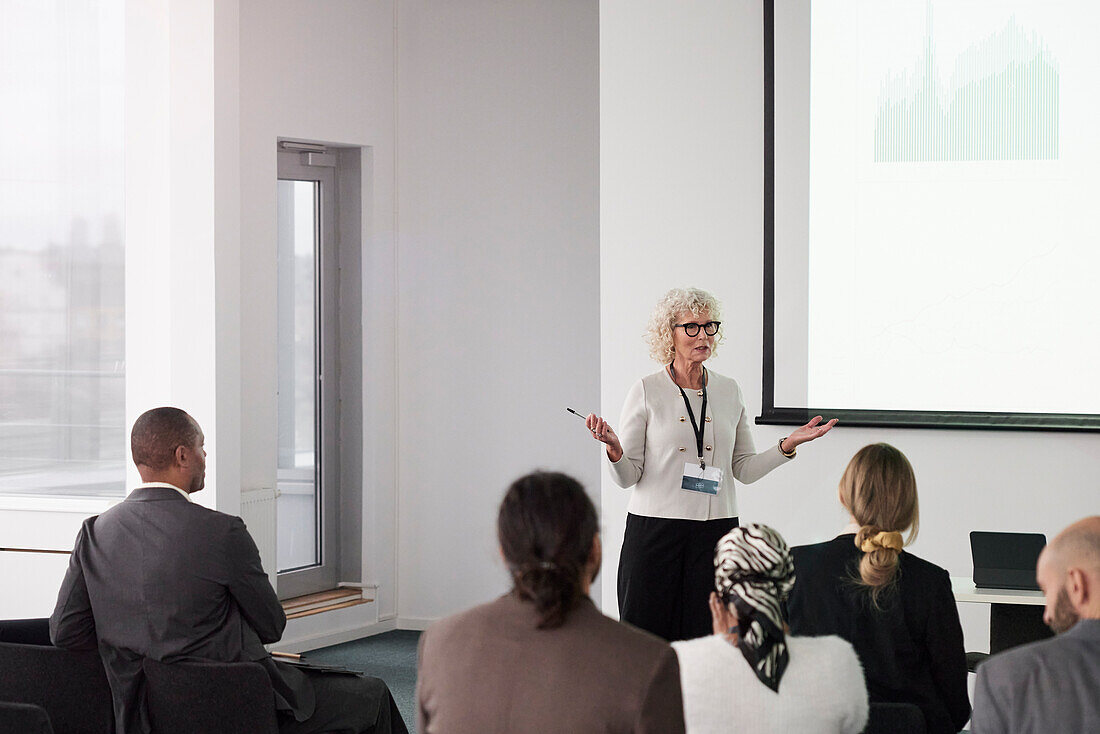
[240,487,278,587]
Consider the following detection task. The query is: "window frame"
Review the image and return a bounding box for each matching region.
[275,150,341,599]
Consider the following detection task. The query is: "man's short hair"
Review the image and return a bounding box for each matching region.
[131,407,200,470]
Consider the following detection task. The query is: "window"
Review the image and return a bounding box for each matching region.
[0,1,126,497]
[276,144,340,597]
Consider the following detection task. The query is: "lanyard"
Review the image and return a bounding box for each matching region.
[673,366,708,470]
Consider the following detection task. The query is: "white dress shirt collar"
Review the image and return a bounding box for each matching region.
[133,481,192,502]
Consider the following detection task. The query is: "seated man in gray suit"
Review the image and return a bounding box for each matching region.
[50,406,406,734]
[970,516,1100,734]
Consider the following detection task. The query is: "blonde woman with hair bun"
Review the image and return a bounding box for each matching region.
[840,443,920,605]
[787,443,970,734]
[583,287,836,642]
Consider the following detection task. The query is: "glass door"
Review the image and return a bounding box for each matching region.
[276,151,338,598]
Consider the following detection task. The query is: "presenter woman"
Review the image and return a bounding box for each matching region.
[586,287,835,641]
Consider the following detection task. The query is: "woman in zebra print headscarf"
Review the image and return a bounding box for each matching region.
[711,523,796,690]
[672,524,869,734]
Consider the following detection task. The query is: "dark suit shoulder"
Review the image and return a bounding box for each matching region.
[789,536,953,634]
[96,493,248,557]
[896,549,950,583]
[793,536,949,585]
[792,536,856,575]
[191,503,248,529]
[113,489,241,523]
[791,537,829,563]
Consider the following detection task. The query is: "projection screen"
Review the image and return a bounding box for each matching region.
[761,0,1100,431]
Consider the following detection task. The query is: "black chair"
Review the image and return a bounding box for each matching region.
[0,642,114,734]
[142,658,279,734]
[0,701,54,734]
[0,618,51,646]
[863,702,927,734]
[966,604,1053,672]
[966,650,990,673]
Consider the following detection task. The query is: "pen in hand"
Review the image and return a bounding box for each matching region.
[568,407,623,461]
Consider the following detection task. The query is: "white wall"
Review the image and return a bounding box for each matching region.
[238,0,399,630]
[394,0,600,624]
[600,0,1100,651]
[0,500,105,617]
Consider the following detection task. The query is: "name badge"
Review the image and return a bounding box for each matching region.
[681,463,723,495]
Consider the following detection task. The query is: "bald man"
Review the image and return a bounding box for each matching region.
[970,516,1100,734]
[50,407,406,734]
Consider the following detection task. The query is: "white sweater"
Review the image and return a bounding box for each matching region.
[672,634,869,734]
[609,369,790,520]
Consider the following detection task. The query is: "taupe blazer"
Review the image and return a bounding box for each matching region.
[50,486,313,734]
[417,593,685,734]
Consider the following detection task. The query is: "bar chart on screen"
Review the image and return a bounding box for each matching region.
[873,7,1059,163]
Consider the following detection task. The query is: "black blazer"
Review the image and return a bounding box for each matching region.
[50,487,313,734]
[789,535,970,734]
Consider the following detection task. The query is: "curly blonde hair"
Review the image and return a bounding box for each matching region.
[644,288,724,363]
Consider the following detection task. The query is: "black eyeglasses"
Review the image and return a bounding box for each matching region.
[673,321,721,337]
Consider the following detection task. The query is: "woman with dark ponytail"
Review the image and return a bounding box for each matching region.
[787,444,970,734]
[496,471,600,629]
[417,471,685,734]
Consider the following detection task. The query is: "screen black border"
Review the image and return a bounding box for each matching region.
[757,0,1100,433]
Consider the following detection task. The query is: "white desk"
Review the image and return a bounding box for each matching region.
[951,577,1044,606]
[951,576,1050,654]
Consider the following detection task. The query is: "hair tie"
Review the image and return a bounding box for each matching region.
[860,531,904,553]
[513,560,560,576]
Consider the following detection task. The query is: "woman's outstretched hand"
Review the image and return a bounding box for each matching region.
[585,413,623,462]
[781,415,838,453]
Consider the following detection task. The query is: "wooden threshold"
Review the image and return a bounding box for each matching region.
[286,599,368,620]
[282,587,374,620]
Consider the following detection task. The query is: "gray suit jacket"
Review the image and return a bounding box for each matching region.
[971,618,1100,733]
[50,486,314,734]
[417,592,685,734]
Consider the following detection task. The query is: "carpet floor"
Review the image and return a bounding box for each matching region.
[306,629,422,733]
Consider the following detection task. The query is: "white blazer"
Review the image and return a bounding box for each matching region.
[608,368,790,520]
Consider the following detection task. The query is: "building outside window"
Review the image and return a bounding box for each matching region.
[0,1,126,498]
